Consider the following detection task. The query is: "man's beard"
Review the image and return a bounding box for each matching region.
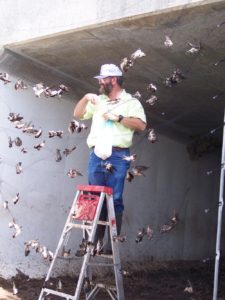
[99,81,113,95]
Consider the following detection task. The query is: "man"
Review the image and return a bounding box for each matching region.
[74,63,146,253]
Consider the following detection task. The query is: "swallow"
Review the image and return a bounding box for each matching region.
[41,246,48,259]
[8,112,23,122]
[12,281,18,295]
[67,168,83,178]
[132,91,142,100]
[55,149,62,162]
[16,162,23,174]
[123,154,137,162]
[24,243,31,256]
[160,212,179,233]
[44,87,61,98]
[9,221,22,238]
[14,121,25,129]
[12,193,20,204]
[147,83,157,93]
[48,130,63,138]
[164,69,185,86]
[164,35,173,47]
[35,129,42,138]
[59,84,69,92]
[126,171,134,182]
[68,120,88,133]
[184,280,194,294]
[113,235,127,242]
[217,21,225,28]
[214,58,225,66]
[63,146,76,156]
[0,72,11,84]
[146,225,154,240]
[3,200,9,209]
[8,137,13,148]
[14,79,27,90]
[14,137,22,147]
[61,246,71,258]
[21,148,28,154]
[146,95,158,106]
[132,165,149,176]
[186,42,201,55]
[33,83,45,97]
[135,228,146,243]
[130,49,146,61]
[148,129,157,143]
[34,140,45,150]
[104,162,116,173]
[120,57,134,72]
[57,279,62,290]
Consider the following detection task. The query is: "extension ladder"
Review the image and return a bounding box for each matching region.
[38,185,125,300]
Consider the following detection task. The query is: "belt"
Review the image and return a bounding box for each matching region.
[92,146,129,151]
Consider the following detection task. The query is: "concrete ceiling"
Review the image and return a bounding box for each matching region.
[6,1,225,146]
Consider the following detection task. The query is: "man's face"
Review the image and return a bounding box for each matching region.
[98,77,113,95]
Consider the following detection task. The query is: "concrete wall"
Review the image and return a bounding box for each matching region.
[0,50,222,278]
[0,0,215,46]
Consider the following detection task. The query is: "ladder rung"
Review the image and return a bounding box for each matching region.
[67,223,93,230]
[42,288,74,299]
[88,262,114,267]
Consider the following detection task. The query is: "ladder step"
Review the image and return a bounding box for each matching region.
[41,288,74,299]
[88,262,114,267]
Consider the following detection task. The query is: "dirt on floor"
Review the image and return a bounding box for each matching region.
[0,259,225,300]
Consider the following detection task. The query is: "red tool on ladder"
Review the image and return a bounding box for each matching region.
[38,185,125,300]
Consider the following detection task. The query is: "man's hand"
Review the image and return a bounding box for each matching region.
[102,112,119,122]
[85,93,99,105]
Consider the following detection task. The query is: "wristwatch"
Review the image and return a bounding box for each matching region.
[118,115,124,123]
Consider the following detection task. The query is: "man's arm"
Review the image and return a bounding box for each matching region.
[74,93,99,119]
[103,112,146,131]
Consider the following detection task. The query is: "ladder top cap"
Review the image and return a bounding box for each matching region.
[77,185,113,194]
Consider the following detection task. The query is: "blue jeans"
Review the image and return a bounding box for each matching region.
[88,148,131,214]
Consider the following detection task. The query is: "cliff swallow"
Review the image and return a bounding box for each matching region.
[132,91,142,100]
[146,95,158,106]
[113,235,127,242]
[59,84,69,92]
[147,83,157,93]
[184,280,194,294]
[3,200,8,209]
[0,72,11,84]
[160,212,179,233]
[63,146,76,156]
[44,87,61,98]
[34,140,45,150]
[14,121,25,129]
[104,162,116,173]
[8,112,23,122]
[164,35,173,47]
[164,69,185,87]
[135,228,146,243]
[12,281,18,295]
[146,225,154,240]
[61,246,71,258]
[148,129,157,143]
[123,154,137,162]
[16,162,22,174]
[8,220,22,238]
[120,57,134,72]
[67,168,83,178]
[214,58,225,66]
[14,137,22,147]
[48,130,63,138]
[55,149,62,162]
[57,279,62,290]
[186,42,201,55]
[132,165,149,176]
[130,49,146,61]
[21,148,28,154]
[14,80,27,90]
[126,171,134,182]
[24,239,39,256]
[12,193,20,204]
[68,120,88,133]
[35,129,42,138]
[8,137,13,148]
[33,83,45,97]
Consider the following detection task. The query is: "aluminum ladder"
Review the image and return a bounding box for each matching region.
[38,184,125,300]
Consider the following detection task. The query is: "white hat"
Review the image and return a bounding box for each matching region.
[94,64,123,79]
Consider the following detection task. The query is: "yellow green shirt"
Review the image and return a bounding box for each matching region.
[82,89,147,148]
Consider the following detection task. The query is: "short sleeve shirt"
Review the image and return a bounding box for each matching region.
[82,89,146,148]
